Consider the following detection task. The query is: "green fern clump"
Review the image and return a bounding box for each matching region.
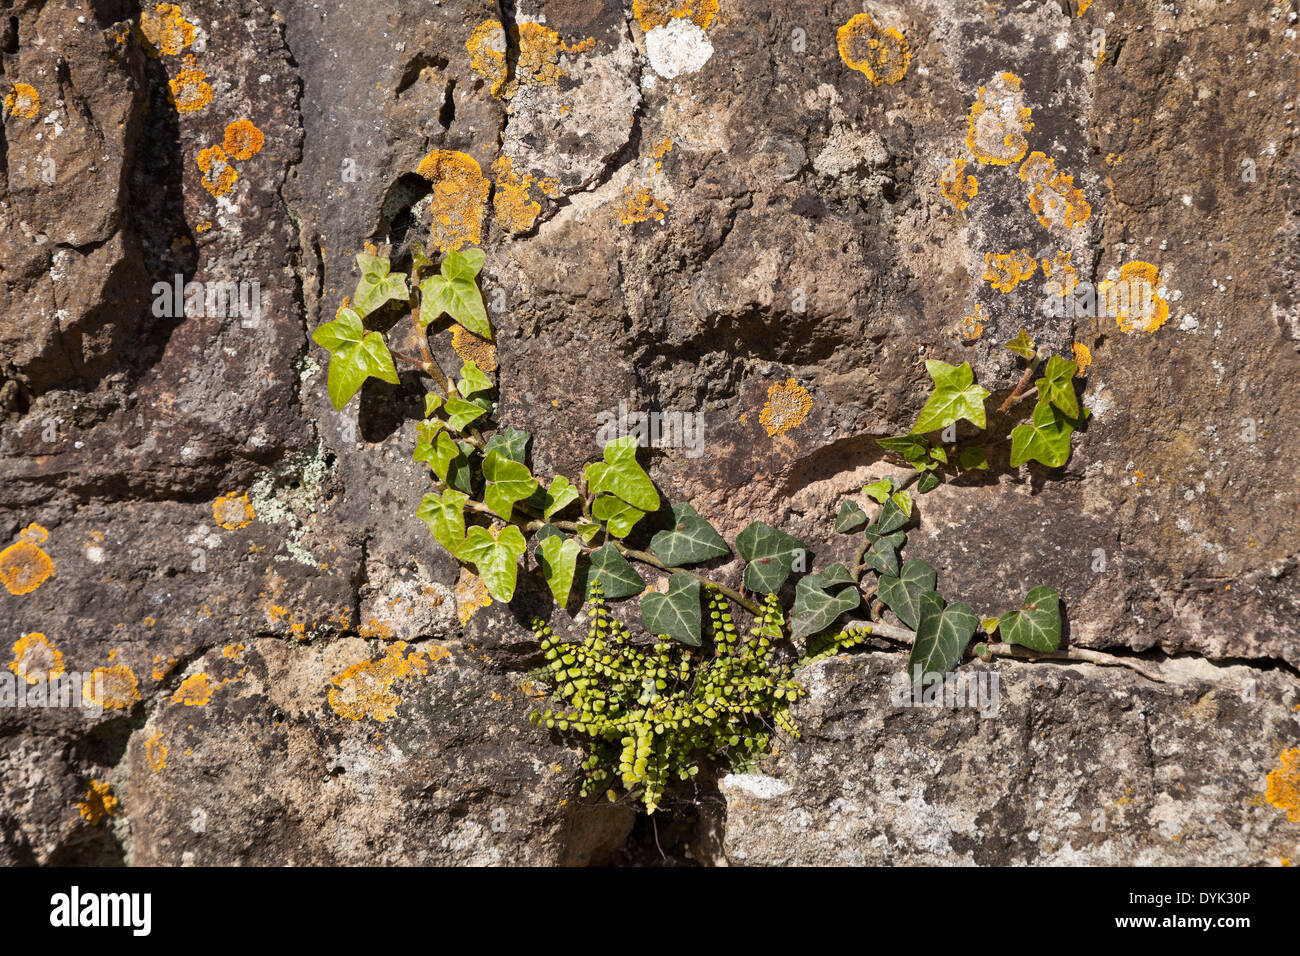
[530,583,805,813]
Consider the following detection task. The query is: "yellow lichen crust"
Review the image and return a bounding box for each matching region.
[451,323,498,373]
[4,82,40,119]
[196,145,237,198]
[146,732,168,772]
[1265,747,1300,822]
[956,305,986,342]
[327,642,431,721]
[222,119,264,160]
[939,157,978,210]
[466,20,595,98]
[168,55,212,113]
[1019,151,1091,229]
[138,3,197,57]
[455,568,492,624]
[1040,249,1079,297]
[966,73,1033,166]
[77,781,118,825]
[83,665,141,711]
[466,20,508,97]
[0,532,56,595]
[621,186,668,224]
[632,0,718,32]
[759,379,813,437]
[171,673,214,706]
[1100,260,1169,333]
[1072,342,1092,373]
[836,13,910,86]
[416,150,490,251]
[492,156,543,233]
[983,249,1038,293]
[213,491,255,529]
[9,633,65,684]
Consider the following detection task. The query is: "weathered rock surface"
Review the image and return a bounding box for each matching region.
[0,0,1296,864]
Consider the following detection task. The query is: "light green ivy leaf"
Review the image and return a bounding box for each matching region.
[311,307,400,410]
[538,535,582,606]
[585,436,660,513]
[482,449,538,521]
[353,253,410,318]
[1035,354,1080,419]
[542,476,580,520]
[459,525,527,602]
[1010,400,1083,468]
[911,360,991,433]
[418,248,491,339]
[416,489,468,556]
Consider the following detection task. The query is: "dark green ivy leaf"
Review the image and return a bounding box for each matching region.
[641,573,702,646]
[484,426,530,464]
[835,499,868,533]
[906,591,978,681]
[877,558,938,630]
[650,503,730,567]
[997,586,1062,651]
[790,574,860,641]
[582,544,644,599]
[734,521,808,594]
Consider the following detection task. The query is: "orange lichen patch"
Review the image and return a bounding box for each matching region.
[1265,748,1300,822]
[416,150,490,252]
[327,641,430,721]
[0,531,56,595]
[9,633,65,684]
[621,186,668,224]
[939,157,978,210]
[427,645,452,664]
[4,82,40,119]
[151,654,179,681]
[197,145,237,197]
[220,643,244,659]
[1019,152,1090,230]
[455,568,492,625]
[171,673,214,706]
[359,617,394,640]
[492,156,543,233]
[451,323,497,373]
[222,119,264,160]
[955,305,986,342]
[1078,0,1093,13]
[168,55,213,113]
[76,781,118,825]
[138,3,197,57]
[213,491,255,530]
[837,13,910,87]
[983,249,1038,293]
[466,20,508,97]
[632,0,718,31]
[759,379,813,437]
[84,665,141,710]
[145,732,168,772]
[1040,249,1079,297]
[515,22,594,88]
[1100,260,1170,333]
[1071,342,1092,373]
[966,72,1033,166]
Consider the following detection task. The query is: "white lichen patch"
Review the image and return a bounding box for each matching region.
[722,773,793,800]
[645,18,713,79]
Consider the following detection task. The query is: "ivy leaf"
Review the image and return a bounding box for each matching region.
[929,446,948,464]
[311,307,400,410]
[416,489,468,557]
[410,242,434,282]
[353,253,410,318]
[835,499,868,533]
[542,476,580,520]
[482,449,538,521]
[413,420,445,467]
[425,431,473,493]
[1010,400,1081,468]
[458,525,527,603]
[790,574,860,640]
[485,427,530,464]
[458,360,495,398]
[911,360,991,433]
[1034,354,1080,419]
[641,573,702,646]
[418,250,491,339]
[585,436,659,513]
[424,393,444,418]
[917,472,942,493]
[877,558,937,630]
[650,503,729,566]
[734,521,808,595]
[891,491,913,519]
[981,616,1000,635]
[538,535,582,606]
[877,434,930,465]
[997,586,1062,651]
[444,394,488,433]
[582,543,644,598]
[875,496,910,534]
[907,591,978,680]
[958,446,988,470]
[862,478,894,503]
[575,522,601,544]
[1004,329,1036,360]
[819,562,857,587]
[592,494,647,539]
[533,523,562,545]
[861,525,905,576]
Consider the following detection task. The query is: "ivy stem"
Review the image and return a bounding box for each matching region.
[995,352,1044,416]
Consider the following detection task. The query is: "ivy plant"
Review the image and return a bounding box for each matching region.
[314,246,1089,813]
